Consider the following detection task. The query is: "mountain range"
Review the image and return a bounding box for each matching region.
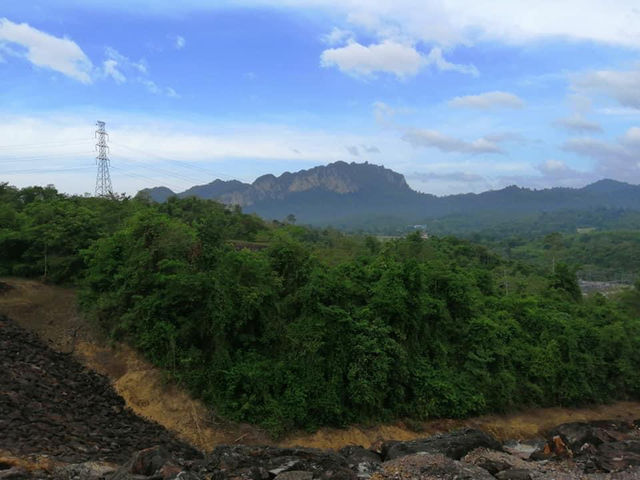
[139,161,640,231]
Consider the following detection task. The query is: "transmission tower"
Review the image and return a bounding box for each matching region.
[94,120,113,197]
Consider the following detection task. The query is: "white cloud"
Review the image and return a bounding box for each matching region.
[102,59,126,84]
[71,1,640,49]
[175,35,186,49]
[372,101,412,125]
[402,128,503,154]
[424,47,478,76]
[449,91,524,109]
[537,159,581,178]
[0,18,92,83]
[572,66,640,109]
[562,127,640,182]
[295,0,640,49]
[0,112,401,194]
[320,40,476,78]
[321,27,353,46]
[555,114,603,133]
[408,171,486,183]
[320,40,424,78]
[105,46,147,74]
[102,47,177,97]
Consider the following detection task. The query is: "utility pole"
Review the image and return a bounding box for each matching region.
[95,120,113,197]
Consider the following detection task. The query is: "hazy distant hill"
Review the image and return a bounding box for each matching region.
[138,161,640,229]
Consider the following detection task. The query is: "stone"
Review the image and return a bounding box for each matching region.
[381,428,502,461]
[495,468,532,480]
[547,421,631,454]
[595,440,640,472]
[0,468,29,480]
[338,447,381,478]
[129,446,172,476]
[462,448,530,475]
[371,453,494,480]
[274,471,313,480]
[56,461,117,479]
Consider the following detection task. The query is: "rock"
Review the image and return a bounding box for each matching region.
[338,447,381,478]
[129,446,172,476]
[0,316,200,465]
[0,468,29,480]
[371,453,494,480]
[494,468,532,480]
[502,440,543,460]
[206,446,356,480]
[595,440,640,472]
[462,448,530,475]
[381,428,501,461]
[547,421,632,454]
[56,461,117,479]
[274,471,313,480]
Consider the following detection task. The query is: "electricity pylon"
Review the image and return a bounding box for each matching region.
[95,120,113,197]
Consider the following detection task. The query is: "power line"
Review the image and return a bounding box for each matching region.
[4,166,94,174]
[0,139,88,150]
[109,140,244,183]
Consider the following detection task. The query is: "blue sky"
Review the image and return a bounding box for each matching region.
[1,1,640,195]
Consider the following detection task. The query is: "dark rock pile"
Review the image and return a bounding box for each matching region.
[0,314,199,465]
[2,313,640,480]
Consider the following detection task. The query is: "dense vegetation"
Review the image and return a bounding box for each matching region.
[1,182,640,435]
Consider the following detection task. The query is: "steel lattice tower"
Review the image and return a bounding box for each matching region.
[94,120,113,197]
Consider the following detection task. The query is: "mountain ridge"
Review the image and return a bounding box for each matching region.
[137,161,640,228]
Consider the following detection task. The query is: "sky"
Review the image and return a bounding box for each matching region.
[1,1,640,196]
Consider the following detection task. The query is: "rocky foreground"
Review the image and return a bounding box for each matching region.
[2,313,640,479]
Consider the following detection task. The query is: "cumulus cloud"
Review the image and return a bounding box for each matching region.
[320,40,425,77]
[175,35,186,49]
[448,91,524,109]
[402,128,503,154]
[0,17,92,83]
[320,40,477,78]
[555,114,603,133]
[562,127,640,182]
[572,66,640,109]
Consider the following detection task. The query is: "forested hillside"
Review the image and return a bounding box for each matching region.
[139,162,640,233]
[2,182,640,435]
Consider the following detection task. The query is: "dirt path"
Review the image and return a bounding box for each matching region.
[2,277,639,453]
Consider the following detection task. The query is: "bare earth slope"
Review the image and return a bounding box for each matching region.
[1,277,640,453]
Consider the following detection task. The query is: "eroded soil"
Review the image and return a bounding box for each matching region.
[2,277,639,453]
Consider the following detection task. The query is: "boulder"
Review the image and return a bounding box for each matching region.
[371,453,494,480]
[338,446,381,478]
[0,467,29,480]
[274,472,314,480]
[55,461,117,479]
[462,448,530,475]
[206,446,356,480]
[494,469,532,480]
[381,428,501,461]
[547,421,632,454]
[595,440,640,472]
